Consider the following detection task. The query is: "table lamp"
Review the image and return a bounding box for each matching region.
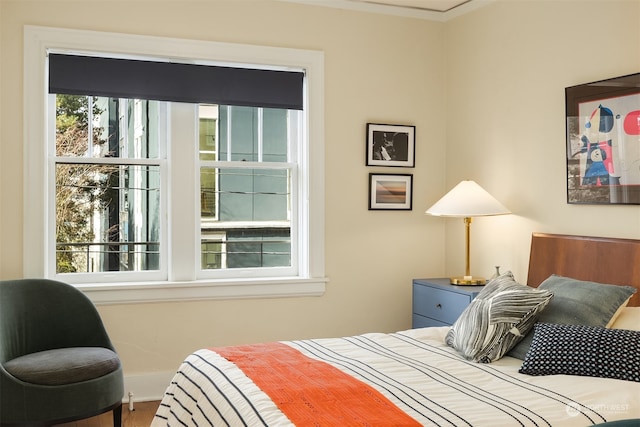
[426,180,510,285]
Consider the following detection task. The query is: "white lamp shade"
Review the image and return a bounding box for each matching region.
[426,180,510,217]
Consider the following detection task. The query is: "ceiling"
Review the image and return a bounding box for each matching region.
[281,0,490,21]
[354,0,474,13]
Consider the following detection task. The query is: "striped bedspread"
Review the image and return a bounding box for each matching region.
[152,327,640,426]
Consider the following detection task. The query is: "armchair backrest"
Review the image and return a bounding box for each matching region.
[0,279,115,364]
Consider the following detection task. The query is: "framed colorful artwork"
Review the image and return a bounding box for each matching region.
[366,123,415,167]
[368,173,413,210]
[566,72,640,204]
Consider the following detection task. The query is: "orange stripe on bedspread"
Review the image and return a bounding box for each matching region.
[215,342,421,426]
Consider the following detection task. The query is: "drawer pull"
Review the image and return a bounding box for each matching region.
[436,303,442,309]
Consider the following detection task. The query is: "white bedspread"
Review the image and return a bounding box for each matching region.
[152,326,639,426]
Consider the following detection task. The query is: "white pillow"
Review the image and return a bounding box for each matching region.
[609,306,640,331]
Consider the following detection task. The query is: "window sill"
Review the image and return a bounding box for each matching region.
[77,277,328,305]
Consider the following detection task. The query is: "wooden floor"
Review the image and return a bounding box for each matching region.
[56,401,161,427]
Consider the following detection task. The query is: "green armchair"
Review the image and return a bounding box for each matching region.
[0,279,124,426]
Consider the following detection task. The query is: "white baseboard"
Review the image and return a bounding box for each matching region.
[122,371,175,403]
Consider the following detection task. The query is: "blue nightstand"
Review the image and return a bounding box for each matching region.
[412,278,482,328]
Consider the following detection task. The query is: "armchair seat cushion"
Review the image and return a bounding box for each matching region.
[5,347,120,386]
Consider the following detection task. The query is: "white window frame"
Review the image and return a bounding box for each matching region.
[49,97,168,283]
[197,106,301,279]
[24,26,326,304]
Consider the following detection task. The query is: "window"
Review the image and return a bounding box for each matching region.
[199,105,300,275]
[24,26,326,303]
[54,95,164,281]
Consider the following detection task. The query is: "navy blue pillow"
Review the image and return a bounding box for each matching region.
[519,323,640,382]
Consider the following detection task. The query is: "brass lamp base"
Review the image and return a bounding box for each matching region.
[450,276,486,286]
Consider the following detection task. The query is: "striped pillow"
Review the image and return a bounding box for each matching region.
[446,272,553,363]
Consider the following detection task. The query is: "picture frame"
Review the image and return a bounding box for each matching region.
[368,173,413,210]
[565,72,640,205]
[366,123,415,167]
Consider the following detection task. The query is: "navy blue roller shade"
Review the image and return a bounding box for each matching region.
[49,54,304,110]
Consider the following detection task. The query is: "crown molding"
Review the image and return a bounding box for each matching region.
[277,0,494,21]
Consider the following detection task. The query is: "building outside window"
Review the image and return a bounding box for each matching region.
[55,95,162,275]
[199,105,298,272]
[54,98,296,275]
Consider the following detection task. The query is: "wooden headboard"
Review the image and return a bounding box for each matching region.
[527,232,640,307]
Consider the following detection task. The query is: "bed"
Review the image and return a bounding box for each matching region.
[152,233,640,426]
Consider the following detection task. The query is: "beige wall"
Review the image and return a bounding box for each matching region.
[0,0,446,383]
[444,0,640,280]
[1,0,639,396]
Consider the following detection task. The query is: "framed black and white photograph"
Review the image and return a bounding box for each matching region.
[368,173,413,210]
[366,123,415,167]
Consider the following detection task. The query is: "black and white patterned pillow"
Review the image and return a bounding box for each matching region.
[519,322,640,382]
[445,272,553,363]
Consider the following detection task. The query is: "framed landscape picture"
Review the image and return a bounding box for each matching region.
[368,173,413,210]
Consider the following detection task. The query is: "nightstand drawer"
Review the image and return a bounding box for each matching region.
[413,283,473,325]
[412,313,450,328]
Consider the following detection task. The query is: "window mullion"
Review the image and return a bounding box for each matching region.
[257,108,263,162]
[168,102,199,282]
[225,108,232,162]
